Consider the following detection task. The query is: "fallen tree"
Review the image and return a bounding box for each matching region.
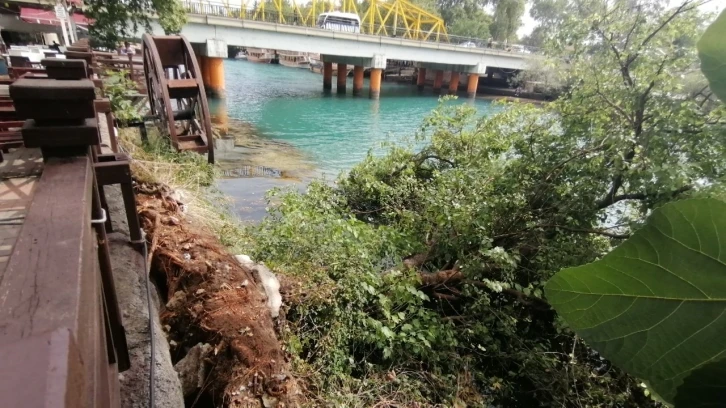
[247,2,725,405]
[136,183,300,407]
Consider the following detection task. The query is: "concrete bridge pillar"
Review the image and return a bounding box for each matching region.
[449,72,460,95]
[369,68,382,99]
[196,39,227,98]
[201,57,225,98]
[433,70,444,94]
[417,68,426,91]
[467,73,479,98]
[337,63,347,94]
[369,54,387,99]
[323,62,333,91]
[353,66,364,96]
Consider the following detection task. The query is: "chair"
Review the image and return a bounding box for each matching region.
[9,56,31,68]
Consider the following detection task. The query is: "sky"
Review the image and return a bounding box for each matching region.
[517,0,726,37]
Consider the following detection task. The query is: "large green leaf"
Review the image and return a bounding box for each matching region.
[698,10,726,103]
[673,360,726,408]
[545,199,726,405]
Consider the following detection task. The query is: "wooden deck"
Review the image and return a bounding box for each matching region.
[0,148,42,273]
[0,110,113,275]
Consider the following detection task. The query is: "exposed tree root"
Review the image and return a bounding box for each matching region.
[136,183,300,407]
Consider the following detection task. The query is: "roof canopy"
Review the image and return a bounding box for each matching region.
[19,7,91,27]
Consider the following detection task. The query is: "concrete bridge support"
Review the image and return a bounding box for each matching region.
[323,62,333,91]
[467,73,479,98]
[353,66,364,96]
[449,72,460,95]
[201,56,225,97]
[370,68,382,99]
[417,68,426,91]
[433,70,444,94]
[195,39,227,98]
[337,63,347,94]
[321,54,387,98]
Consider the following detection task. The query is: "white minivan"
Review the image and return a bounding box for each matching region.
[317,12,361,33]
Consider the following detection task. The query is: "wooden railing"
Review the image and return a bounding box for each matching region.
[0,63,138,407]
[0,156,119,407]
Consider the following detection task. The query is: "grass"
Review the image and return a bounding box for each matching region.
[118,127,254,255]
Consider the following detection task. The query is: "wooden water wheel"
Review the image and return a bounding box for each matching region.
[142,34,214,164]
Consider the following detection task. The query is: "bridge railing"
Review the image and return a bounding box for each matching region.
[182,0,541,55]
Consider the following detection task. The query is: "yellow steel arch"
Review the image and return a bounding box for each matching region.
[194,0,447,41]
[362,0,447,40]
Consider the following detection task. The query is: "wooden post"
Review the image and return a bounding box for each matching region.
[127,54,134,83]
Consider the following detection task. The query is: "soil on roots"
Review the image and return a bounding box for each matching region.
[136,183,300,407]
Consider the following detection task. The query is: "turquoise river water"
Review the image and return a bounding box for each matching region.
[211,59,498,220]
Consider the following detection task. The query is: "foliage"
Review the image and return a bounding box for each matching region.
[509,57,563,95]
[446,5,492,39]
[156,0,188,35]
[437,0,523,42]
[524,0,599,47]
[86,0,187,48]
[697,10,726,103]
[102,70,142,126]
[489,0,525,42]
[116,128,249,253]
[120,127,215,189]
[246,0,725,405]
[546,8,726,407]
[547,198,726,405]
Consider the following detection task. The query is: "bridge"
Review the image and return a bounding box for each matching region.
[143,0,535,98]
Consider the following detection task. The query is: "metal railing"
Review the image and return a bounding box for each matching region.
[182,0,540,55]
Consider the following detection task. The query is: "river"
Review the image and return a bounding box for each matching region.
[211,59,498,221]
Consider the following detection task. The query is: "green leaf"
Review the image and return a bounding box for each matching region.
[545,199,726,404]
[674,360,726,408]
[698,10,726,103]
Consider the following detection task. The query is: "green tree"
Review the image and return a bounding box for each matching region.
[438,0,524,41]
[547,8,726,407]
[525,0,605,48]
[249,0,725,406]
[489,0,525,42]
[442,1,493,39]
[86,0,188,48]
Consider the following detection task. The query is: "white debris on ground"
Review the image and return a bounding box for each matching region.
[235,255,282,318]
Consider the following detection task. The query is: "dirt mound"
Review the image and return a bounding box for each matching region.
[136,183,300,407]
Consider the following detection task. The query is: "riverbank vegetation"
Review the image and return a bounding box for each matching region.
[241,1,725,406]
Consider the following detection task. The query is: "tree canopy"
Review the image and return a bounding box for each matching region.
[436,0,525,41]
[86,0,187,48]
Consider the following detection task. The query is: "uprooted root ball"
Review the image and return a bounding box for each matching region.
[136,183,300,407]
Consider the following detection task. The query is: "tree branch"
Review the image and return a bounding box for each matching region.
[536,224,630,239]
[638,0,700,50]
[597,185,693,209]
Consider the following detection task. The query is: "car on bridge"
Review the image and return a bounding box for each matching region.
[316,12,361,33]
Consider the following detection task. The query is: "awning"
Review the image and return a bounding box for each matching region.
[19,7,91,27]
